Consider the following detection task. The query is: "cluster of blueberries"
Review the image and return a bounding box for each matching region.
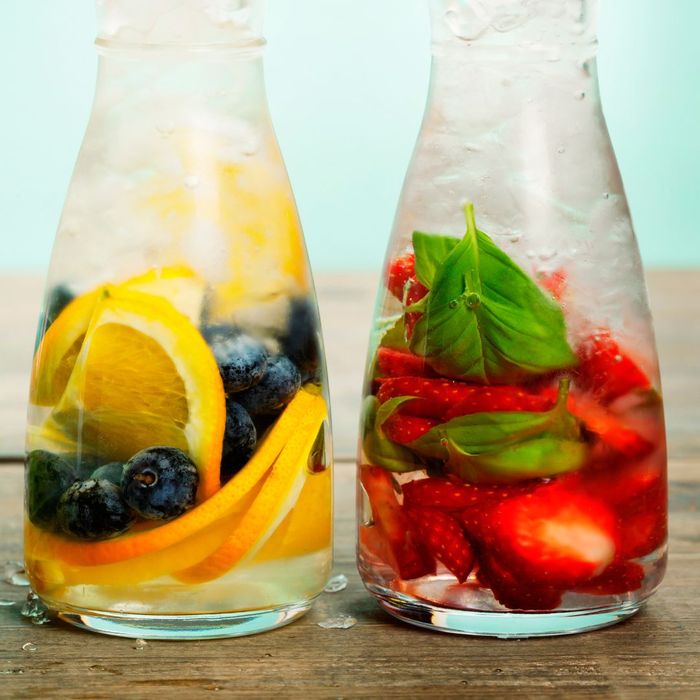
[26,296,321,541]
[206,297,321,481]
[27,446,200,541]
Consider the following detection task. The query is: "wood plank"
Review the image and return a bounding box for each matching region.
[1,270,699,462]
[1,461,699,698]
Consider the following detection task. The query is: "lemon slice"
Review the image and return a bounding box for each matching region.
[173,392,327,584]
[47,287,225,500]
[31,266,205,407]
[25,390,321,570]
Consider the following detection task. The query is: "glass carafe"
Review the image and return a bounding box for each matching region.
[357,0,667,637]
[25,0,332,640]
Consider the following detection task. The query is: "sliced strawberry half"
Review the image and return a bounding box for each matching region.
[568,394,654,459]
[402,477,533,512]
[377,376,556,421]
[376,347,436,378]
[382,414,438,445]
[406,507,475,583]
[387,253,418,300]
[574,561,644,595]
[359,466,435,580]
[476,550,563,611]
[576,331,651,404]
[461,481,618,588]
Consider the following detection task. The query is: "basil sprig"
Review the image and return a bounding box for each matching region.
[409,205,577,383]
[404,379,587,483]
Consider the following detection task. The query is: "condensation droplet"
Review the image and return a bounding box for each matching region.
[603,192,611,200]
[3,562,29,587]
[0,599,16,607]
[539,248,558,262]
[317,615,357,630]
[324,575,348,594]
[557,146,566,154]
[21,642,38,653]
[133,639,148,651]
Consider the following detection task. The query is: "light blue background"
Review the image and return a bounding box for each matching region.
[2,0,699,271]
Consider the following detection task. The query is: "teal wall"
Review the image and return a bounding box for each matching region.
[2,0,698,271]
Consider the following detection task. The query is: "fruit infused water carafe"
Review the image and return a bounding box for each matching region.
[357,0,667,637]
[25,0,332,639]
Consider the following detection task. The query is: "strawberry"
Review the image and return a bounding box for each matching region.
[387,253,418,300]
[377,376,556,421]
[406,507,475,583]
[402,477,533,512]
[404,278,429,339]
[575,561,644,595]
[537,268,567,301]
[617,481,668,560]
[382,414,438,445]
[376,347,435,378]
[568,394,654,459]
[576,331,651,404]
[360,466,435,580]
[476,550,563,611]
[460,481,617,588]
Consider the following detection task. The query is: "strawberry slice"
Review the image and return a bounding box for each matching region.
[618,481,668,560]
[377,376,556,421]
[575,561,644,595]
[576,331,651,404]
[376,347,435,378]
[402,477,533,512]
[360,466,435,580]
[461,481,617,588]
[476,550,563,611]
[387,253,418,300]
[382,414,438,445]
[406,507,475,583]
[568,394,654,459]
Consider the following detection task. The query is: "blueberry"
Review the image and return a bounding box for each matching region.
[122,447,199,521]
[26,450,78,530]
[237,356,301,416]
[208,331,269,394]
[279,298,322,383]
[57,480,134,540]
[91,462,125,486]
[222,401,257,481]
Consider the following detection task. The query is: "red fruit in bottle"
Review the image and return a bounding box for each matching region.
[387,253,418,300]
[406,507,475,583]
[461,482,617,588]
[575,561,645,596]
[382,414,438,445]
[402,477,533,512]
[576,331,651,403]
[376,347,436,378]
[537,268,568,301]
[360,466,435,580]
[377,376,556,421]
[404,279,429,339]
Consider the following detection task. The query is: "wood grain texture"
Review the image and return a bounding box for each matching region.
[1,462,699,699]
[1,271,699,698]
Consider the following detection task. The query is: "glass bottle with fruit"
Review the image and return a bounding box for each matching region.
[357,0,667,637]
[25,0,332,639]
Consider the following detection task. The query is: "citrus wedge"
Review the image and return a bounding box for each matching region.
[30,266,204,407]
[47,287,224,500]
[174,392,327,584]
[26,390,321,568]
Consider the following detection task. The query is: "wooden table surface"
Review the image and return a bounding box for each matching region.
[1,270,699,699]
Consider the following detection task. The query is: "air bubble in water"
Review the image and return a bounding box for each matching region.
[557,146,566,154]
[317,615,357,630]
[324,575,348,594]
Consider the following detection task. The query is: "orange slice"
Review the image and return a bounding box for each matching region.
[31,266,204,407]
[26,390,321,568]
[45,288,224,500]
[174,392,328,584]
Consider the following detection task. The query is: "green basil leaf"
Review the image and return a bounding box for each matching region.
[410,205,577,383]
[361,397,421,473]
[376,315,408,352]
[412,232,459,288]
[443,436,588,484]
